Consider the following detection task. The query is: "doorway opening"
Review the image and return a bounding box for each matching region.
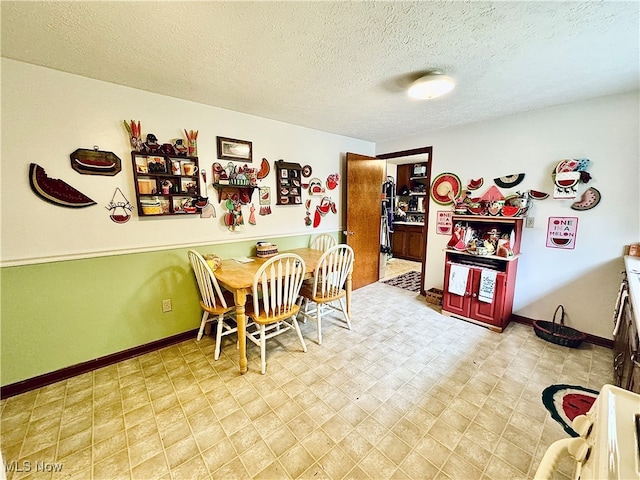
[377,146,433,294]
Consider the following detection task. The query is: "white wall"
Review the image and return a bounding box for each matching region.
[1,59,374,265]
[378,92,640,339]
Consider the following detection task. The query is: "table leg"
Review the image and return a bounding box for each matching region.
[234,290,248,374]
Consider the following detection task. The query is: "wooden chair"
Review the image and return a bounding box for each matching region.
[310,233,337,252]
[245,253,308,374]
[297,244,354,345]
[187,250,238,360]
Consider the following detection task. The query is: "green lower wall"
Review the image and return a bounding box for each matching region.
[1,234,332,386]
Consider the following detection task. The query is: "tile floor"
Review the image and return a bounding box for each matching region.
[1,280,613,480]
[380,258,421,282]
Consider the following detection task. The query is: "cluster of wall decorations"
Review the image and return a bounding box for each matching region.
[125,120,198,157]
[431,159,600,218]
[28,116,341,231]
[548,158,600,211]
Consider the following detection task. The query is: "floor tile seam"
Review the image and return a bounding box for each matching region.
[400,430,454,478]
[341,462,373,480]
[12,382,75,465]
[50,379,85,465]
[137,360,180,479]
[479,381,543,477]
[364,444,443,480]
[263,428,327,479]
[112,365,138,480]
[305,439,353,478]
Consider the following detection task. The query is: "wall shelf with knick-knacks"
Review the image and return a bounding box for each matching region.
[131,152,201,216]
[275,160,303,205]
[211,161,259,205]
[211,184,257,205]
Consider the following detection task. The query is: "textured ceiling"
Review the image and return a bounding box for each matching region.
[2,1,638,143]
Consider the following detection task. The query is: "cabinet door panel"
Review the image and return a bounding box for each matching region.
[469,270,506,327]
[406,228,424,261]
[392,227,406,257]
[443,263,470,317]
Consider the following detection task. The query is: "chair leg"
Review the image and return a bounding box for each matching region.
[296,297,305,322]
[292,316,308,353]
[339,298,352,330]
[197,311,208,341]
[260,325,267,375]
[316,302,323,345]
[214,315,224,360]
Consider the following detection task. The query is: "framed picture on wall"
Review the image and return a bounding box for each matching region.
[216,136,252,162]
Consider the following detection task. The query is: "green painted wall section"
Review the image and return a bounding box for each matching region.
[0,234,336,386]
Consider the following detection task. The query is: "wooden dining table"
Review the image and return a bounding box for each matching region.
[212,247,353,374]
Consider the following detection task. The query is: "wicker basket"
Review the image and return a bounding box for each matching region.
[425,288,443,306]
[256,243,278,258]
[532,305,587,348]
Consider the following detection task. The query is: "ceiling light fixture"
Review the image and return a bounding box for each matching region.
[408,72,456,100]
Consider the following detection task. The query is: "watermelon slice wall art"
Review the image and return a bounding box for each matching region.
[29,163,96,208]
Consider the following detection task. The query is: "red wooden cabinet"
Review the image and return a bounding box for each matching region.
[441,215,523,332]
[442,262,513,330]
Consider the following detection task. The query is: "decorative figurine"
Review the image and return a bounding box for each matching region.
[249,204,256,225]
[184,129,198,156]
[173,139,188,156]
[223,199,244,231]
[161,143,176,156]
[142,133,160,153]
[123,120,142,151]
[161,180,172,195]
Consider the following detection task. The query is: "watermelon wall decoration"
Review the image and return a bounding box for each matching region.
[29,163,96,208]
[70,147,121,176]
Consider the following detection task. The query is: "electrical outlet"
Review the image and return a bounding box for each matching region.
[162,299,172,312]
[525,217,535,228]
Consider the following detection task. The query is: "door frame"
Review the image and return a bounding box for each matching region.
[377,146,433,295]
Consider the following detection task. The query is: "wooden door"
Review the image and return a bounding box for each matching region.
[346,152,386,289]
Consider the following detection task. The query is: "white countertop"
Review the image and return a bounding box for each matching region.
[393,221,424,226]
[623,255,640,334]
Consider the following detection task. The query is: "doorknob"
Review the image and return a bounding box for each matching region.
[343,231,354,236]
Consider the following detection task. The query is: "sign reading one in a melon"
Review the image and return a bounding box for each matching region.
[546,217,579,250]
